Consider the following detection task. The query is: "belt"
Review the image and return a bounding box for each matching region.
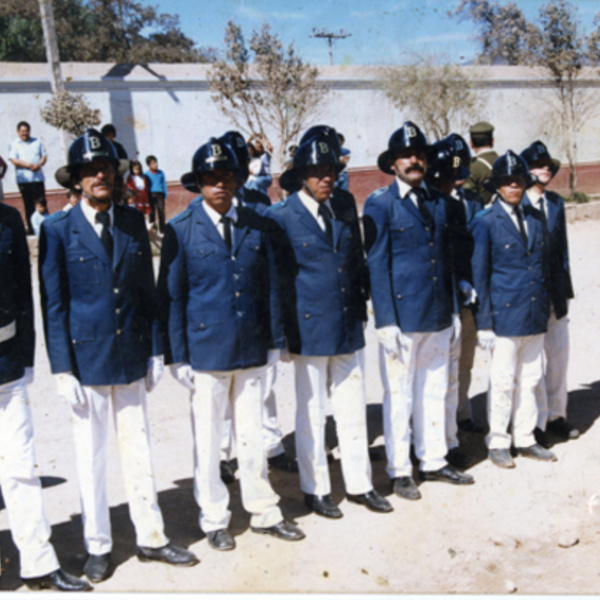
[0,320,16,343]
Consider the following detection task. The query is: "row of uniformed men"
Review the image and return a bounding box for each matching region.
[0,120,574,589]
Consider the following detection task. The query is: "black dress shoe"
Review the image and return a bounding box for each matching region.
[23,569,93,592]
[420,464,474,485]
[489,448,515,469]
[392,476,421,500]
[534,427,551,448]
[220,460,235,484]
[547,417,580,440]
[268,453,299,473]
[516,443,557,462]
[137,543,199,566]
[207,529,235,551]
[458,418,485,434]
[347,490,393,513]
[304,493,343,519]
[83,553,111,583]
[446,447,469,469]
[251,519,306,541]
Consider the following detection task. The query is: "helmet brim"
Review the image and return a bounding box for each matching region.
[55,159,128,189]
[279,163,345,194]
[484,173,536,193]
[377,150,395,175]
[181,172,200,193]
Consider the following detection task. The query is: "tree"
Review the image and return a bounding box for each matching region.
[0,0,215,63]
[208,21,327,168]
[40,89,101,136]
[380,55,483,141]
[452,0,600,197]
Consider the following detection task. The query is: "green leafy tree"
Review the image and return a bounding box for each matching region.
[209,21,327,168]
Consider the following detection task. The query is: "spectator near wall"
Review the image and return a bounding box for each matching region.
[144,155,168,234]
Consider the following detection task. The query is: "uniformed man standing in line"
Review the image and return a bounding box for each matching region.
[39,129,198,583]
[363,122,474,503]
[463,121,499,206]
[269,134,392,519]
[446,133,485,434]
[0,201,91,592]
[520,141,578,442]
[470,151,557,468]
[159,139,305,552]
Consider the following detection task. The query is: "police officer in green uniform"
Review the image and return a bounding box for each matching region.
[463,121,499,205]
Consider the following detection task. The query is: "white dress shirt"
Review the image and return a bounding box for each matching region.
[527,188,548,219]
[396,178,429,208]
[203,201,238,241]
[499,199,528,237]
[298,189,333,232]
[8,137,46,184]
[81,199,114,238]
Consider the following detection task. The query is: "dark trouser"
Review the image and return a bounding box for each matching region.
[18,182,45,234]
[149,192,166,233]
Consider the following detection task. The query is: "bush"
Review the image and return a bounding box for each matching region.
[567,191,590,203]
[40,90,101,137]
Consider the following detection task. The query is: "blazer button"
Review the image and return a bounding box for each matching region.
[235,292,241,297]
[237,311,244,317]
[429,242,434,247]
[397,294,402,299]
[431,259,436,264]
[532,297,536,301]
[506,303,511,307]
[338,268,343,273]
[232,256,236,261]
[305,314,310,319]
[505,244,510,249]
[341,287,346,293]
[433,276,437,281]
[113,288,119,294]
[80,257,84,262]
[400,228,404,232]
[200,323,205,329]
[115,308,120,314]
[425,227,430,232]
[116,329,122,335]
[303,243,308,247]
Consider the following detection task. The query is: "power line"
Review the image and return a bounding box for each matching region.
[310,28,352,65]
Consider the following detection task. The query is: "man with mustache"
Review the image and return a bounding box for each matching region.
[471,151,556,468]
[363,122,474,502]
[269,133,392,519]
[39,129,198,583]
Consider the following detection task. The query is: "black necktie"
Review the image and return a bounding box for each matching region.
[514,206,528,245]
[538,197,547,225]
[412,188,432,226]
[221,216,232,251]
[95,211,113,259]
[318,203,333,243]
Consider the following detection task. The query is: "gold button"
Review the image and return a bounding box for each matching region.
[235,292,241,297]
[303,243,308,247]
[80,257,84,262]
[338,268,343,273]
[305,314,310,319]
[113,288,119,294]
[506,303,510,307]
[397,294,402,299]
[429,242,434,247]
[431,259,436,264]
[425,227,430,232]
[341,287,346,292]
[116,329,122,335]
[532,297,536,301]
[116,308,120,314]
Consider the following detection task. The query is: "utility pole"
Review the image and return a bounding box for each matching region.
[38,0,68,156]
[310,28,352,65]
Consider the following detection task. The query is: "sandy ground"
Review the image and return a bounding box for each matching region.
[1,219,600,594]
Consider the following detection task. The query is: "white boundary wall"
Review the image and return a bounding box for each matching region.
[1,63,599,194]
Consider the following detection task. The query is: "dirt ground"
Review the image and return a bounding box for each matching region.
[1,219,599,594]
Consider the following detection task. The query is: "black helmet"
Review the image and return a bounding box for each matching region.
[520,140,560,178]
[219,130,251,183]
[427,139,468,183]
[55,128,128,188]
[279,137,344,193]
[299,125,343,159]
[445,133,471,176]
[181,137,239,193]
[484,150,535,192]
[377,121,430,175]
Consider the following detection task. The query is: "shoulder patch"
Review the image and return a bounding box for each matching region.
[270,198,288,210]
[169,208,192,224]
[45,210,69,225]
[371,187,387,198]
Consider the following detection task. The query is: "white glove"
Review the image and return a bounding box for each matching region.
[267,349,280,366]
[170,362,196,391]
[459,280,478,306]
[477,330,496,352]
[451,313,462,344]
[377,325,403,361]
[145,355,164,393]
[55,372,86,408]
[279,348,292,363]
[24,368,34,385]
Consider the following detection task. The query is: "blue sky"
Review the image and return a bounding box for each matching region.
[139,0,600,65]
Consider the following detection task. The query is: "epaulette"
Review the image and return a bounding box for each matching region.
[474,207,492,219]
[45,210,70,225]
[169,208,192,224]
[270,198,288,210]
[370,187,388,198]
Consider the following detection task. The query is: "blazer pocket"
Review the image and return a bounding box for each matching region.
[191,312,223,331]
[292,235,322,260]
[71,321,95,344]
[67,250,101,286]
[190,245,217,259]
[389,221,417,249]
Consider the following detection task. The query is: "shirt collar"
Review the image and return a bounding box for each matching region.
[396,177,428,200]
[298,189,333,220]
[498,197,523,217]
[203,200,237,227]
[81,197,114,229]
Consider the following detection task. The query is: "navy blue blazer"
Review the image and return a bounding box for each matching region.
[39,202,160,386]
[158,201,282,371]
[266,192,367,356]
[363,182,457,333]
[523,191,573,319]
[0,204,34,384]
[470,199,550,337]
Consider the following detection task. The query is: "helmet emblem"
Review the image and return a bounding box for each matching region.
[508,155,517,167]
[453,156,461,168]
[89,136,102,150]
[318,142,329,154]
[406,126,417,138]
[211,144,223,157]
[537,144,545,153]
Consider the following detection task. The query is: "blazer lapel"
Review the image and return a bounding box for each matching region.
[195,202,230,252]
[290,194,330,245]
[112,205,131,268]
[545,195,559,232]
[70,202,111,266]
[524,204,541,252]
[397,187,427,227]
[232,206,250,256]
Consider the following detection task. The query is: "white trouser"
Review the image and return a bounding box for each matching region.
[220,363,284,461]
[380,327,452,477]
[71,379,168,556]
[536,309,569,429]
[445,322,462,451]
[457,307,477,421]
[191,367,282,533]
[294,352,372,496]
[0,377,59,578]
[487,334,544,450]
